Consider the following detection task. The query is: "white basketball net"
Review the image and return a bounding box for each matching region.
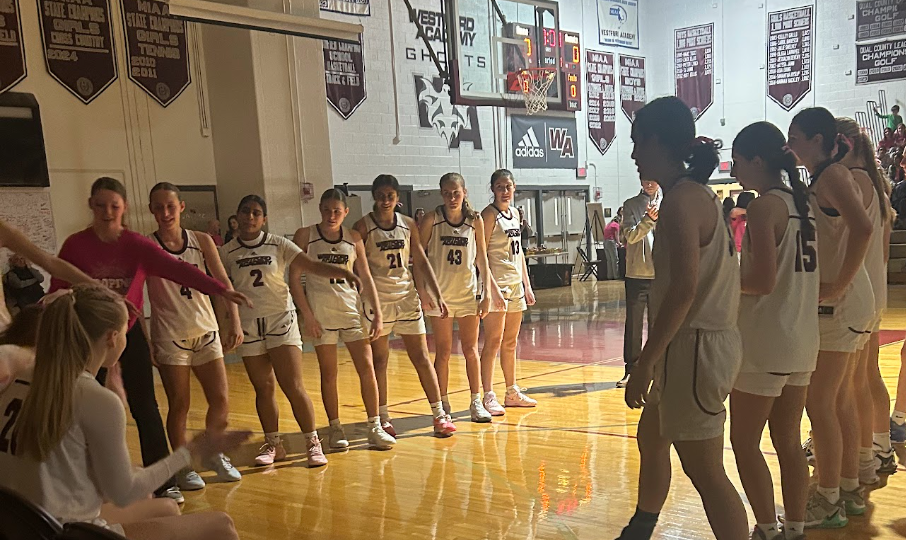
[516,68,556,115]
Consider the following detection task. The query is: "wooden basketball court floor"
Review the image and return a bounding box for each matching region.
[131,281,906,540]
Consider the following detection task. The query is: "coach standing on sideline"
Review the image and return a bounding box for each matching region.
[617,179,660,388]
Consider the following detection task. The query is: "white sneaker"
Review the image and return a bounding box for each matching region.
[176,469,205,491]
[158,486,185,504]
[367,423,396,450]
[483,391,506,416]
[205,453,241,482]
[470,398,492,423]
[860,459,880,485]
[328,423,349,449]
[505,387,537,407]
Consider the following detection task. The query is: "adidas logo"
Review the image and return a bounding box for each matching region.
[515,127,545,158]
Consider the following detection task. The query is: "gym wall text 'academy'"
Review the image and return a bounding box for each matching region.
[406,9,487,68]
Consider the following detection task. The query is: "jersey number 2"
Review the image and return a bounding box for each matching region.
[387,253,403,269]
[795,229,817,273]
[0,398,22,454]
[250,269,265,287]
[447,249,463,265]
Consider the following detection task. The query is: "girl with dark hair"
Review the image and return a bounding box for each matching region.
[479,169,537,415]
[619,96,746,540]
[292,189,396,450]
[353,175,457,438]
[146,183,244,489]
[224,215,239,244]
[221,194,361,467]
[50,177,251,503]
[834,118,898,484]
[419,173,506,422]
[729,121,818,540]
[788,108,873,528]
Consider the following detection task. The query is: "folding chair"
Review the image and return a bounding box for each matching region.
[577,247,600,281]
[0,485,62,540]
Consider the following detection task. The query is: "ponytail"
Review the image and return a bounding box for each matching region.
[836,116,893,223]
[634,97,720,184]
[785,159,815,237]
[15,284,129,461]
[687,137,722,184]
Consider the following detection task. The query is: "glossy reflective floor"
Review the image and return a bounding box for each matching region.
[133,280,906,540]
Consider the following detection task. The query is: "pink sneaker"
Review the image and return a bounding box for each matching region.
[505,387,537,407]
[433,415,456,437]
[483,391,506,416]
[382,421,397,438]
[255,440,287,466]
[307,438,328,468]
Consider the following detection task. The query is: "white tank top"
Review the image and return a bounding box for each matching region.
[427,207,479,305]
[738,188,819,373]
[305,226,361,330]
[363,213,414,303]
[146,230,219,340]
[485,205,524,287]
[651,181,740,331]
[811,167,875,329]
[219,232,303,319]
[856,171,887,314]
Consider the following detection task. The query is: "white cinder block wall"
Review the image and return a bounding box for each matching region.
[321,0,905,215]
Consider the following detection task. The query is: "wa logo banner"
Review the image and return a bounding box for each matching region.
[511,115,579,169]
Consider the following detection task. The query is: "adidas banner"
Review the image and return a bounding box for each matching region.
[511,115,579,169]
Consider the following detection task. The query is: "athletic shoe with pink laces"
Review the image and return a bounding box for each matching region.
[307,438,328,468]
[483,391,506,416]
[382,420,397,438]
[255,440,287,466]
[433,415,456,437]
[505,387,537,407]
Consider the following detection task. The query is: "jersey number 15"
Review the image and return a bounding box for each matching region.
[794,229,817,273]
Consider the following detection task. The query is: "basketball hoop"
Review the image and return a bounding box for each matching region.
[516,67,556,115]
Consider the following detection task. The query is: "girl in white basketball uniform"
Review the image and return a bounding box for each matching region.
[835,118,897,484]
[728,122,819,540]
[787,108,873,528]
[220,195,360,468]
[619,97,746,540]
[292,189,396,450]
[479,170,537,416]
[352,175,456,438]
[146,183,243,489]
[419,173,506,423]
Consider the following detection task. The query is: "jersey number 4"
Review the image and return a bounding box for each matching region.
[794,229,817,273]
[387,253,403,269]
[0,398,22,454]
[447,249,463,265]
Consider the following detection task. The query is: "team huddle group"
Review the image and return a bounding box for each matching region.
[0,164,540,537]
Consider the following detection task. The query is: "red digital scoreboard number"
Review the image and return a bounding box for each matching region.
[560,31,581,111]
[503,24,582,111]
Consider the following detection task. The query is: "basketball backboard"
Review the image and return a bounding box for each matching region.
[445,0,567,110]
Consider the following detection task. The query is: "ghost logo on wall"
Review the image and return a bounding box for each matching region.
[414,75,483,150]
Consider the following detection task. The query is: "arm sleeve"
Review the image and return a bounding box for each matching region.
[6,272,30,289]
[82,383,191,507]
[129,234,227,296]
[48,237,77,293]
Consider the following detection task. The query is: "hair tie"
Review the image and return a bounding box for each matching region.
[39,289,74,307]
[835,133,853,151]
[694,136,713,146]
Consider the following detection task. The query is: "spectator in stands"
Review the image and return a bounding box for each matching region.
[414,208,426,226]
[879,127,897,153]
[223,215,239,244]
[206,219,223,247]
[728,192,756,253]
[894,123,906,148]
[876,104,903,130]
[5,254,45,309]
[723,196,736,223]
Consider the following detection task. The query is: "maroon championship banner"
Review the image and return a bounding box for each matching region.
[121,0,191,107]
[0,0,26,93]
[674,23,713,120]
[38,0,117,103]
[619,54,645,122]
[857,0,906,42]
[767,6,812,111]
[323,38,366,119]
[586,50,615,155]
[857,37,906,84]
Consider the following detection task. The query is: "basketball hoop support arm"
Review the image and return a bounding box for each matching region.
[401,0,448,80]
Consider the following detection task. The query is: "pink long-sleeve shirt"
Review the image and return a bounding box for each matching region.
[50,228,226,328]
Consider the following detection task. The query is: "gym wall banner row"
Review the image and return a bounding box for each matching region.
[0,0,191,106]
[856,0,906,84]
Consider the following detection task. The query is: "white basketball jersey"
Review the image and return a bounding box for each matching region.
[738,188,819,373]
[220,232,303,320]
[858,171,887,314]
[427,207,479,305]
[305,226,360,330]
[486,205,524,287]
[363,213,414,303]
[651,181,740,332]
[146,230,219,341]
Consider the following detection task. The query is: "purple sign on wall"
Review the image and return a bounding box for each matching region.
[0,0,26,93]
[586,50,615,155]
[767,6,812,111]
[323,38,366,119]
[857,37,906,84]
[857,0,906,42]
[121,0,191,107]
[674,23,713,120]
[619,54,645,122]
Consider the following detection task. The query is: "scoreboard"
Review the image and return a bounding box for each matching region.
[504,23,582,112]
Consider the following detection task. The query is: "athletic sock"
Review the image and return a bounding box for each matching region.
[860,447,874,464]
[379,404,390,423]
[893,410,906,425]
[367,416,380,425]
[303,431,319,443]
[756,523,778,537]
[784,522,805,538]
[471,392,480,401]
[431,401,445,419]
[506,384,519,394]
[841,477,859,491]
[264,432,281,445]
[329,418,342,428]
[817,486,840,504]
[874,432,893,453]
